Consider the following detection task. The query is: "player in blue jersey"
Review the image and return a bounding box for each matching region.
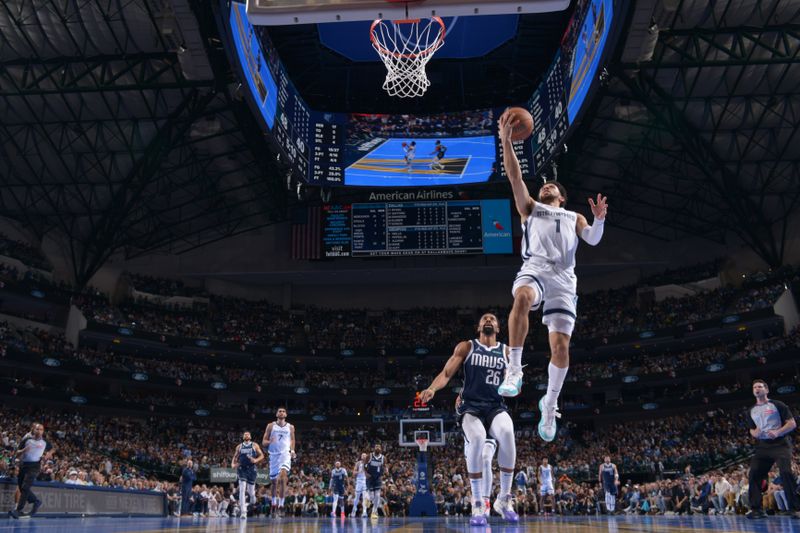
[430,140,447,171]
[230,431,264,519]
[329,461,348,518]
[366,444,386,518]
[421,313,519,526]
[598,455,620,513]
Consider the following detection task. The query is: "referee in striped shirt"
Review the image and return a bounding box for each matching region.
[9,423,53,519]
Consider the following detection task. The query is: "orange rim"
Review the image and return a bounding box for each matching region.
[370,16,445,60]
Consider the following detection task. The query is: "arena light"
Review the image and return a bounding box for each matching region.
[30,289,45,298]
[271,345,287,354]
[622,375,639,383]
[294,387,310,395]
[194,409,210,416]
[535,383,547,390]
[722,315,740,324]
[777,385,796,394]
[131,372,149,382]
[451,386,462,394]
[340,349,354,357]
[195,339,211,347]
[376,387,391,395]
[70,395,88,405]
[642,403,658,410]
[211,381,227,390]
[42,357,61,367]
[117,327,133,336]
[705,363,724,373]
[312,414,327,421]
[414,347,429,356]
[519,411,535,419]
[638,331,655,339]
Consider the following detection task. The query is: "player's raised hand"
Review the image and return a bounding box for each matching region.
[588,193,608,220]
[420,388,436,403]
[497,111,517,145]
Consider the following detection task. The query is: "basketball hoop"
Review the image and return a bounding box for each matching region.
[415,436,429,452]
[370,16,445,98]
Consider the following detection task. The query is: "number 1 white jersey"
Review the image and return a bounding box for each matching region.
[521,202,578,273]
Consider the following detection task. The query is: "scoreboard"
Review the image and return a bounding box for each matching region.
[322,200,513,258]
[529,51,569,175]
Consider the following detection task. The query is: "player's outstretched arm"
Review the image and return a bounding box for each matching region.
[290,424,297,459]
[576,193,608,246]
[498,113,534,218]
[420,341,471,403]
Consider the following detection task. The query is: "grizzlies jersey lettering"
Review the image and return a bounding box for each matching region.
[367,453,384,478]
[521,202,578,272]
[355,460,366,480]
[268,423,291,455]
[239,441,257,466]
[460,340,507,404]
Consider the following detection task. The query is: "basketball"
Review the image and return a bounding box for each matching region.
[503,107,534,142]
[402,142,408,147]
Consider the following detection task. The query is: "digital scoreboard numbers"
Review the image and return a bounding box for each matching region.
[530,52,570,175]
[274,67,311,178]
[311,113,345,185]
[497,138,532,180]
[322,200,512,258]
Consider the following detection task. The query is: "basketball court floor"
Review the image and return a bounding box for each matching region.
[1,515,798,532]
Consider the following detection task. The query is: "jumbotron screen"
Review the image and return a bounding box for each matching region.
[227,0,618,186]
[322,200,513,258]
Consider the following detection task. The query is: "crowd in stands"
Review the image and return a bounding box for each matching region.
[126,273,208,298]
[68,265,798,352]
[1,403,798,518]
[639,259,724,287]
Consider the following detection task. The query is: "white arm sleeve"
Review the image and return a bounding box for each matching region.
[580,218,605,246]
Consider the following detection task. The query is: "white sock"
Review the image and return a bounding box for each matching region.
[272,496,278,506]
[332,494,339,513]
[499,471,513,499]
[239,483,247,513]
[544,362,568,407]
[470,477,483,506]
[509,347,523,369]
[279,497,285,507]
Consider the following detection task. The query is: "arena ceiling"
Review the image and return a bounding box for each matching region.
[560,0,800,267]
[0,0,797,288]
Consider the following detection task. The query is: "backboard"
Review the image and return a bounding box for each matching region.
[246,0,571,25]
[399,418,445,447]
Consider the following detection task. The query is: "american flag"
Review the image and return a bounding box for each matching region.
[291,206,322,260]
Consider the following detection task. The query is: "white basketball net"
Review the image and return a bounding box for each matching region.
[370,17,445,98]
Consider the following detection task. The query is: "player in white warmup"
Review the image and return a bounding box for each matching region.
[539,457,555,514]
[262,407,296,518]
[350,453,369,517]
[403,141,416,171]
[496,112,608,443]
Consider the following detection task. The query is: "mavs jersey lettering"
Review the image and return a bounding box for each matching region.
[239,441,257,467]
[460,340,507,405]
[331,467,347,495]
[601,463,617,494]
[268,423,291,456]
[366,453,384,490]
[521,202,578,271]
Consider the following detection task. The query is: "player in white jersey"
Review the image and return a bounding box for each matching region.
[496,112,608,443]
[403,141,416,171]
[351,453,369,517]
[262,407,296,518]
[538,457,555,514]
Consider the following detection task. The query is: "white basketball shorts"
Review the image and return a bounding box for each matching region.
[512,262,577,336]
